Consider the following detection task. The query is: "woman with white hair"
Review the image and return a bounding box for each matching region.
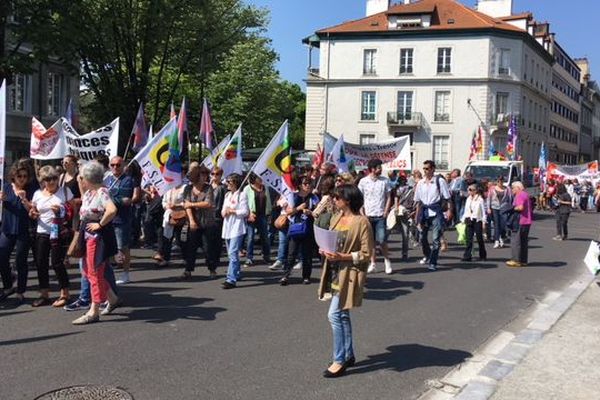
[71,161,120,324]
[30,165,74,307]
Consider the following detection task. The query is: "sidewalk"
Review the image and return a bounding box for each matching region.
[490,279,600,400]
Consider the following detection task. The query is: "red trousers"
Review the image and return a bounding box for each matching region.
[83,236,108,304]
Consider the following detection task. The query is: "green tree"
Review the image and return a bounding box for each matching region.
[205,38,306,149]
[48,0,266,151]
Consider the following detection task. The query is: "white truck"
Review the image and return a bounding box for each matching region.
[464,160,524,185]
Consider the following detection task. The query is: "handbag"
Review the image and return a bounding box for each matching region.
[288,220,308,238]
[274,214,289,231]
[67,230,84,258]
[169,209,188,227]
[455,222,467,245]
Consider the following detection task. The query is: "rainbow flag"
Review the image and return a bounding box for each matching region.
[199,98,215,151]
[177,98,189,162]
[217,125,243,178]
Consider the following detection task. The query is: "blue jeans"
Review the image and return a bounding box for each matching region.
[277,230,289,263]
[246,216,271,262]
[368,216,388,245]
[491,209,506,242]
[79,260,118,302]
[225,235,244,284]
[328,294,354,364]
[420,214,445,266]
[0,232,29,294]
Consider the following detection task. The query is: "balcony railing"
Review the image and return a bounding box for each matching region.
[387,111,423,127]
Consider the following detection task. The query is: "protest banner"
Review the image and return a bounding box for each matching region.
[324,133,411,171]
[547,161,600,184]
[31,118,120,161]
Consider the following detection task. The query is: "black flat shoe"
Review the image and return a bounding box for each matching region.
[323,365,346,378]
[0,288,15,302]
[460,258,472,262]
[343,356,356,368]
[279,278,288,286]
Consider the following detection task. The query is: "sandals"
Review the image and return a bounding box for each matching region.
[52,296,70,308]
[32,297,52,307]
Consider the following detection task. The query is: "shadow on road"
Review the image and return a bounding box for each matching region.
[109,285,226,324]
[346,343,472,375]
[364,279,424,300]
[0,332,82,347]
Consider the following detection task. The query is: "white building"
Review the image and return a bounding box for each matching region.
[303,0,554,172]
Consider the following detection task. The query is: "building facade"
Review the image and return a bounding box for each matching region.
[303,0,569,172]
[4,18,79,166]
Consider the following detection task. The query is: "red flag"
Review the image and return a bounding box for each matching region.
[469,133,477,161]
[312,143,324,169]
[199,98,215,151]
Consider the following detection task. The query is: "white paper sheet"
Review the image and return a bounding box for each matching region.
[313,225,339,253]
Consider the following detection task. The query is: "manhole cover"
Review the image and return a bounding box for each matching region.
[35,385,134,400]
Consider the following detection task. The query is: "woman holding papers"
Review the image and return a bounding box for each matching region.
[318,184,374,378]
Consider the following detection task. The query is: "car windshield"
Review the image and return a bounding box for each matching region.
[466,165,510,181]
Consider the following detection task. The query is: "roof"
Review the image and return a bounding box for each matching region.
[499,12,533,22]
[316,0,525,35]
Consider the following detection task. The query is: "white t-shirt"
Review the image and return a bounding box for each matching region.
[358,175,391,217]
[32,188,74,234]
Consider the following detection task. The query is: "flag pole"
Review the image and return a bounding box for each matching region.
[122,131,134,161]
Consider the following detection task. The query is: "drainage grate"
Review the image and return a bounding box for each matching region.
[35,385,134,400]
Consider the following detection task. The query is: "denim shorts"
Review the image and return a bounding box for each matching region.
[113,222,132,250]
[368,216,388,245]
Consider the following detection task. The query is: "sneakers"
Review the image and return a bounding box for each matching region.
[428,264,438,272]
[244,259,253,267]
[499,238,504,248]
[419,257,429,265]
[63,298,90,312]
[100,300,121,316]
[116,272,131,285]
[269,260,284,271]
[384,258,392,275]
[552,235,563,241]
[367,263,377,274]
[222,281,236,289]
[293,261,302,270]
[493,241,500,249]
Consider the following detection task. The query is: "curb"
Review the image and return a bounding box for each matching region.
[420,270,596,400]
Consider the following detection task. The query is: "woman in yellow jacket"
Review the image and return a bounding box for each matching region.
[319,184,374,378]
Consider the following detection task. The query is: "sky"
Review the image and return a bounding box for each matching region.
[246,0,600,88]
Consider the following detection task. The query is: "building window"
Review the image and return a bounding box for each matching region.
[47,72,64,116]
[361,91,377,121]
[495,92,509,118]
[397,91,413,120]
[498,49,510,75]
[434,91,451,122]
[433,136,450,170]
[524,54,528,80]
[359,134,376,145]
[400,48,413,74]
[363,49,377,76]
[8,73,30,112]
[437,48,452,74]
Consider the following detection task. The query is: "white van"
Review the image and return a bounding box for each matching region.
[464,160,524,185]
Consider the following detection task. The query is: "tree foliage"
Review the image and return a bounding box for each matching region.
[205,38,305,149]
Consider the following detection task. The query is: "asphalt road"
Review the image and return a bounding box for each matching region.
[0,211,596,400]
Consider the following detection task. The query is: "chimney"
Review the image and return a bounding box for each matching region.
[366,0,391,17]
[476,0,513,18]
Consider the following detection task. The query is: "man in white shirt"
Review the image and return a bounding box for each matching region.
[358,159,393,274]
[414,160,452,271]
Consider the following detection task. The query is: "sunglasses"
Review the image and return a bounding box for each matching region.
[43,177,58,182]
[468,188,476,191]
[210,172,221,176]
[423,167,431,171]
[110,164,122,167]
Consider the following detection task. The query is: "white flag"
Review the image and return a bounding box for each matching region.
[217,125,243,178]
[133,118,181,196]
[202,134,231,170]
[251,121,295,205]
[328,133,350,173]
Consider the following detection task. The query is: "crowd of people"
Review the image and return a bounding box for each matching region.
[0,153,585,376]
